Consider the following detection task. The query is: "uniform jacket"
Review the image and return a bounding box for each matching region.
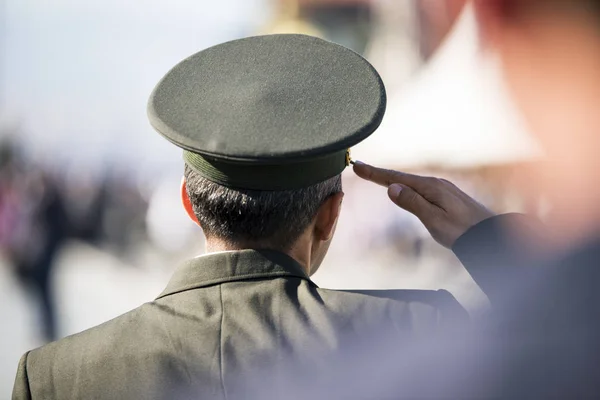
[13,249,466,400]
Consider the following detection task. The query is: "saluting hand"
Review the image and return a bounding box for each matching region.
[353,162,495,248]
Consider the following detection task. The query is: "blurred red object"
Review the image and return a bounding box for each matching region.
[297,0,372,5]
[418,0,466,59]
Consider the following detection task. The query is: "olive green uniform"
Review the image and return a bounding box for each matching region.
[13,250,465,399]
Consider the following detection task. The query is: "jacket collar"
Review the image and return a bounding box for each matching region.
[157,249,312,299]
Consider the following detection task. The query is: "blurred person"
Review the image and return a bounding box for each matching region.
[17,170,69,342]
[12,35,467,400]
[100,172,148,257]
[0,142,68,342]
[351,0,600,397]
[62,168,147,257]
[0,142,22,247]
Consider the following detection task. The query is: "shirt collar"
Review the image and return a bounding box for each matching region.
[157,249,312,299]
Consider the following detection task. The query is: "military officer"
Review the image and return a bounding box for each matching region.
[12,34,467,400]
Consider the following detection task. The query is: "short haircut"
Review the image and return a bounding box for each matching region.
[184,164,342,250]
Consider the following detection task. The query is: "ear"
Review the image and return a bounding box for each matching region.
[181,177,200,225]
[313,192,344,242]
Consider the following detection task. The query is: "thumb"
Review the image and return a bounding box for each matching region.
[387,184,433,219]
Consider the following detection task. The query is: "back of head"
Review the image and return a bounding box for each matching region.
[184,164,342,251]
[148,35,385,264]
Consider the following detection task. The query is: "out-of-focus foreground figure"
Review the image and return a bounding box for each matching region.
[353,0,600,397]
[475,0,600,247]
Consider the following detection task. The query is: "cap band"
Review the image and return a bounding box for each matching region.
[183,150,347,191]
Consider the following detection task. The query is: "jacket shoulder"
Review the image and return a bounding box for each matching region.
[23,302,173,399]
[12,352,32,400]
[316,288,469,327]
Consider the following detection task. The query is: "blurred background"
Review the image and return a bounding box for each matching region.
[0,0,543,394]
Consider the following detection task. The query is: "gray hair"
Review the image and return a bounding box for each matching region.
[184,164,342,250]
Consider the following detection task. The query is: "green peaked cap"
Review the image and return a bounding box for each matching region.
[148,34,386,190]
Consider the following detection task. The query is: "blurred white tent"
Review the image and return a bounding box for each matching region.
[354,5,541,169]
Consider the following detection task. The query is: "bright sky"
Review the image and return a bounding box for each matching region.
[0,1,537,176]
[1,0,272,176]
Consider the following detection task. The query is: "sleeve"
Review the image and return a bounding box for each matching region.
[452,213,547,306]
[12,352,32,400]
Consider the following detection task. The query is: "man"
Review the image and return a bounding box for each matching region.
[0,143,67,342]
[12,34,466,400]
[352,0,600,397]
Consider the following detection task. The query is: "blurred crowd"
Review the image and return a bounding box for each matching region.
[0,139,147,341]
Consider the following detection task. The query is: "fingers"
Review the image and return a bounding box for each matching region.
[353,162,422,188]
[387,184,434,219]
[353,161,447,197]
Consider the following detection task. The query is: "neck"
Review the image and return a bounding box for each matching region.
[205,238,312,275]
